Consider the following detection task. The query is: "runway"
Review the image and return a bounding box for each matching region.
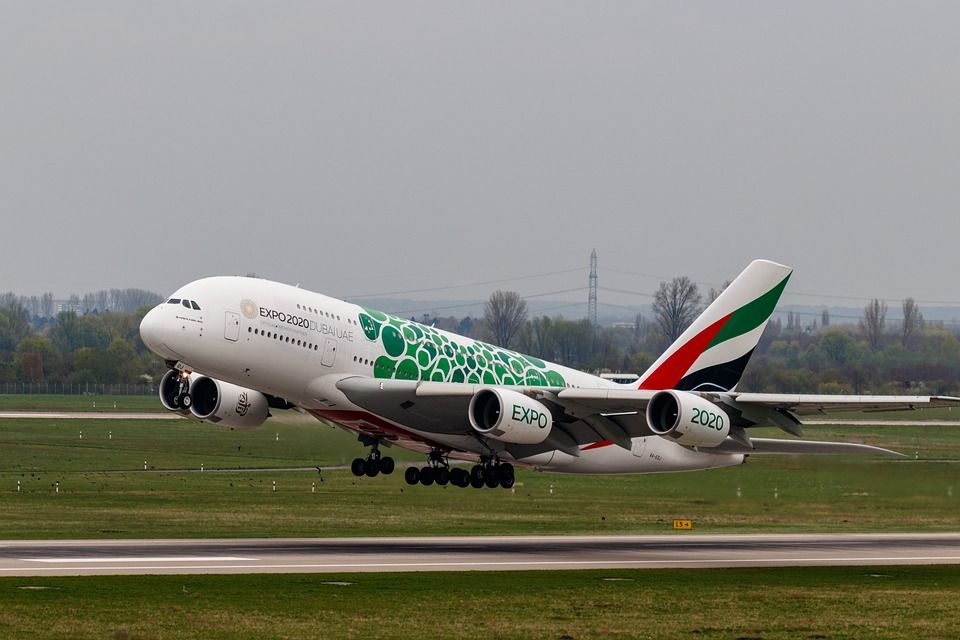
[1,533,959,576]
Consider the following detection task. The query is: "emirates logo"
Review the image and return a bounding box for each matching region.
[236,391,251,416]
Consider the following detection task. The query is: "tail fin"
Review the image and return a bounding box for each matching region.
[638,259,792,392]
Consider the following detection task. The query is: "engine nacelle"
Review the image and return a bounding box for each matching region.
[189,376,270,429]
[646,390,731,448]
[468,388,553,445]
[158,369,196,416]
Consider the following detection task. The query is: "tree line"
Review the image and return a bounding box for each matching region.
[0,288,161,324]
[1,278,958,395]
[476,280,960,395]
[0,303,165,386]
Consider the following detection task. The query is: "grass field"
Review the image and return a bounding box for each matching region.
[1,566,959,639]
[2,393,958,418]
[0,411,957,538]
[0,394,161,412]
[1,400,958,638]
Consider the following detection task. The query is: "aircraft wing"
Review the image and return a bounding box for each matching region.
[334,378,657,456]
[334,378,960,456]
[553,389,960,428]
[723,393,960,415]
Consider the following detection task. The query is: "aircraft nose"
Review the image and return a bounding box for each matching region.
[139,306,165,354]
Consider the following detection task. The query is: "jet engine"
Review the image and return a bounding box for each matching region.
[188,376,270,429]
[646,390,731,448]
[468,388,553,445]
[158,369,196,415]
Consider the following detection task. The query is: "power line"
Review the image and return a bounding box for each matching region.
[384,287,589,317]
[345,267,584,299]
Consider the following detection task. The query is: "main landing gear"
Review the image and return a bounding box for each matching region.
[405,453,515,490]
[350,437,395,478]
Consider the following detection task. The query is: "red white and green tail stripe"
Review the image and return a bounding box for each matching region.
[638,260,792,392]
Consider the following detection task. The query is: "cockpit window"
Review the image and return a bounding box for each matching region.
[190,301,201,310]
[167,298,181,304]
[182,300,191,309]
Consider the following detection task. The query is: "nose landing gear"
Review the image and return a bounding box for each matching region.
[167,369,193,410]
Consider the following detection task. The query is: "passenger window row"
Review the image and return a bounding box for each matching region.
[296,303,342,322]
[249,326,319,351]
[290,303,366,327]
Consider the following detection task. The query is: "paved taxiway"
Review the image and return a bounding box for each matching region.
[1,533,959,576]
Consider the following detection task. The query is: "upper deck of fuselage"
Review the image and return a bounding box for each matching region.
[144,276,626,392]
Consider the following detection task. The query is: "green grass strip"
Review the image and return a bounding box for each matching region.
[1,566,958,639]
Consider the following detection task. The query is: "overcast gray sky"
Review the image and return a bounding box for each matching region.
[2,2,958,310]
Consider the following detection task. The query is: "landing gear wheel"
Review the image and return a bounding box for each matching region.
[404,467,420,485]
[498,463,515,484]
[364,459,380,477]
[350,458,365,477]
[435,468,450,486]
[450,468,469,488]
[379,456,395,475]
[470,465,485,485]
[483,467,500,488]
[500,475,516,489]
[419,467,435,486]
[175,393,192,410]
[470,474,485,489]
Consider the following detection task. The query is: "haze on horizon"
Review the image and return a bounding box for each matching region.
[2,2,958,311]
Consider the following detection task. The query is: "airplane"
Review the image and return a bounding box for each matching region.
[139,259,959,489]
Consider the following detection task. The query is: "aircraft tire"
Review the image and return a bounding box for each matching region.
[379,456,395,475]
[175,393,192,409]
[419,467,435,486]
[470,475,485,489]
[450,468,469,487]
[500,475,515,489]
[404,467,419,485]
[350,458,365,477]
[470,465,484,484]
[364,459,380,478]
[498,463,515,483]
[436,468,450,486]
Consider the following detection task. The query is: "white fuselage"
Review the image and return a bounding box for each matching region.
[139,276,744,474]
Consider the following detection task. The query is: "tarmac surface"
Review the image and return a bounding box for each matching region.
[1,533,959,576]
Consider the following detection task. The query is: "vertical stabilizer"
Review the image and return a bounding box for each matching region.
[638,259,792,391]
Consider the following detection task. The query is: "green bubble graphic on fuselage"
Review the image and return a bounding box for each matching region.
[361,308,567,388]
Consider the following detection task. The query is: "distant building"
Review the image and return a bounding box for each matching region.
[600,373,640,384]
[55,300,82,315]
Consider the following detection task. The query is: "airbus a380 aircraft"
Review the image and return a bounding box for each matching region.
[139,259,959,490]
